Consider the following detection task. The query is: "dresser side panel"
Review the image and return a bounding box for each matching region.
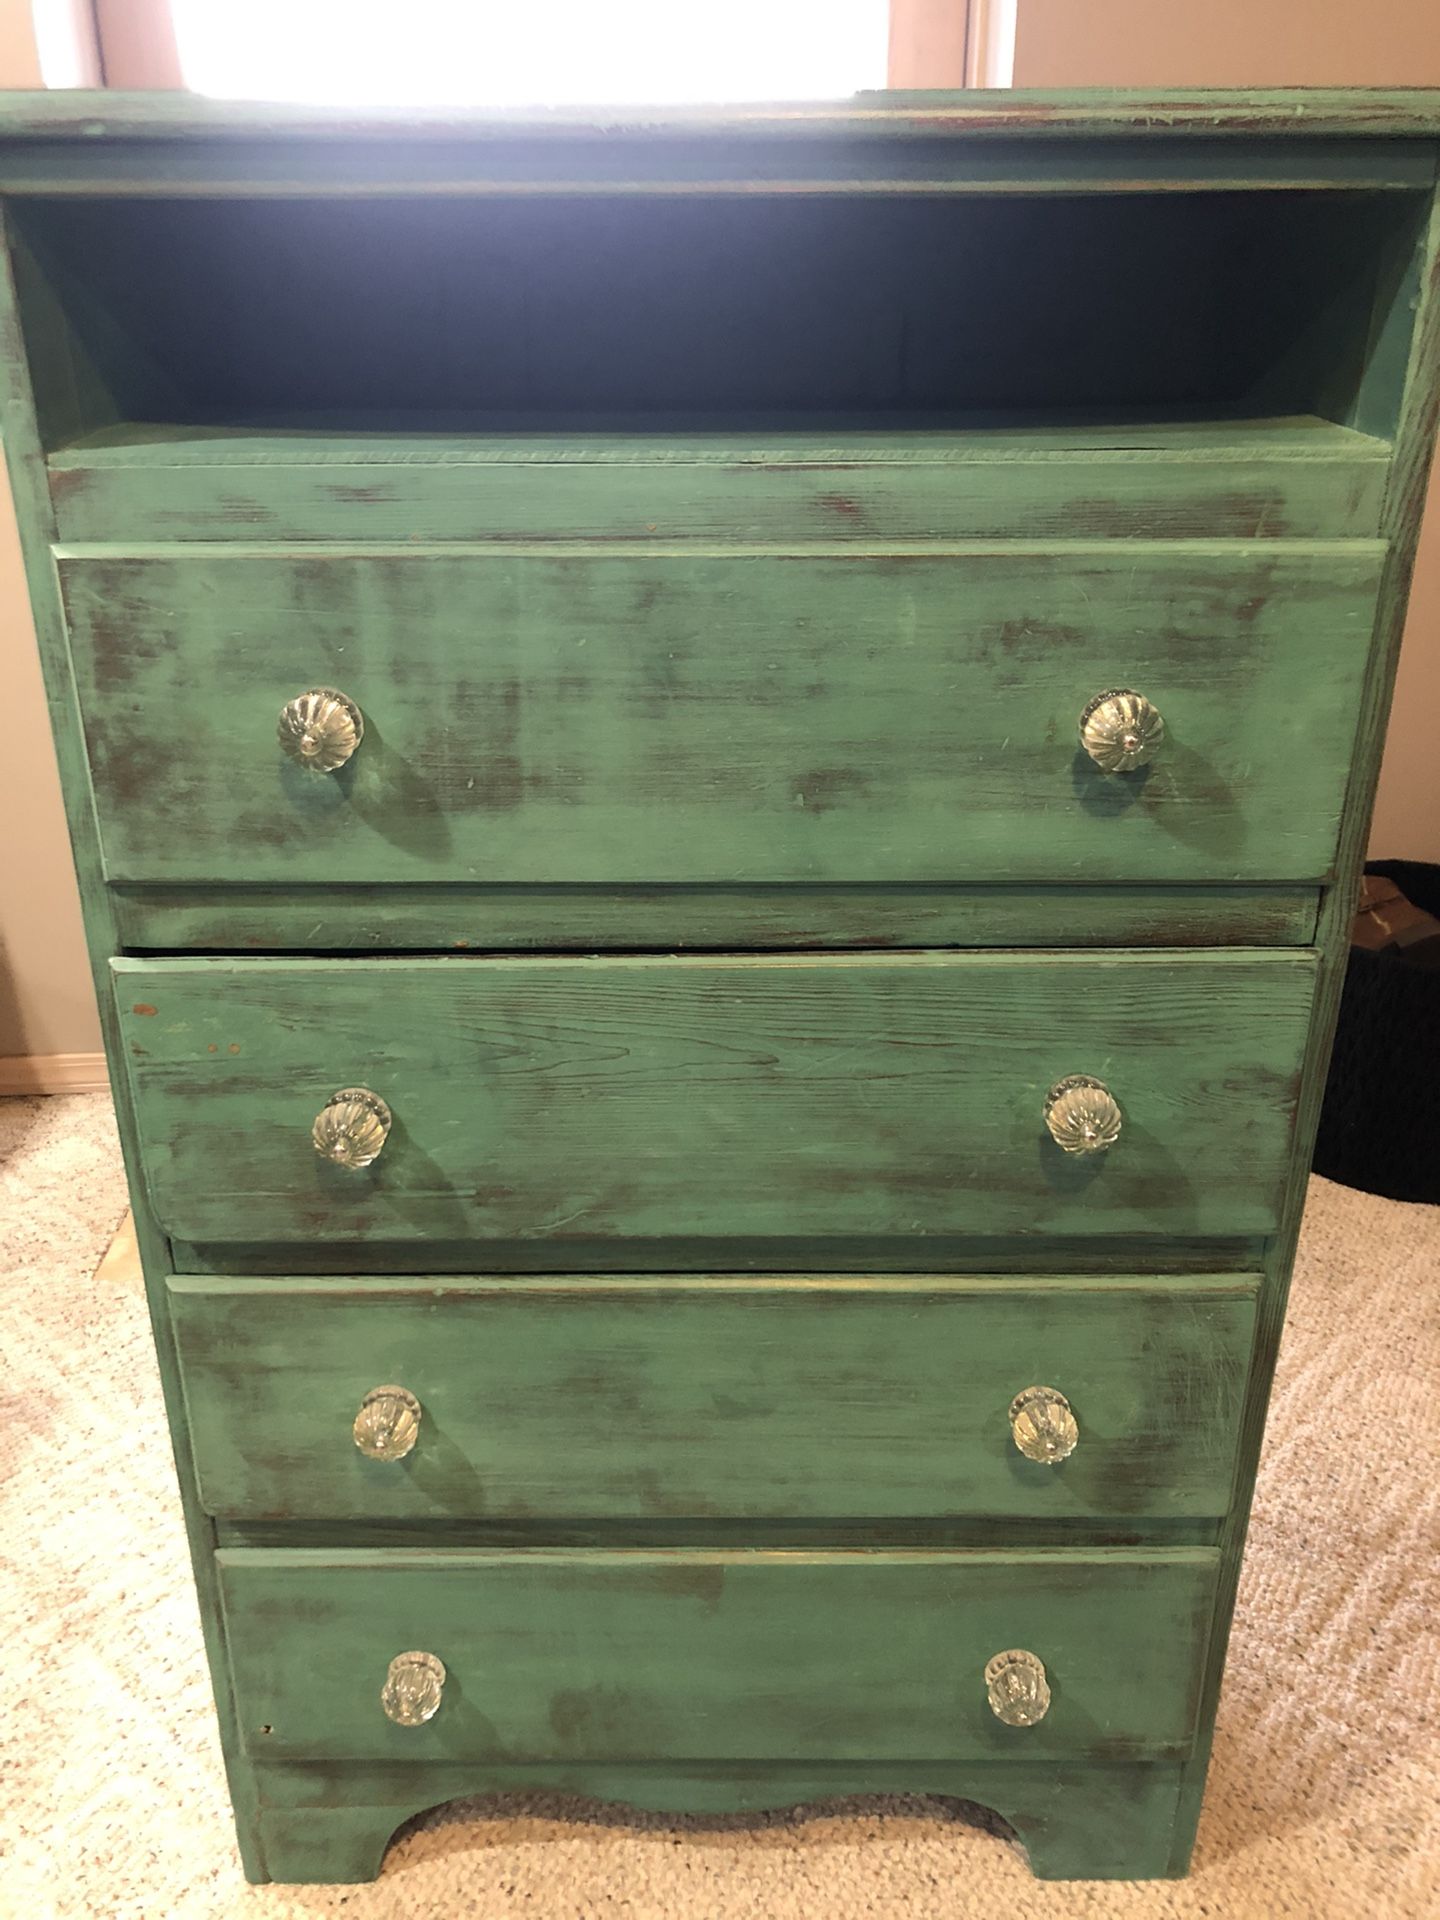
[1169,171,1440,1869]
[0,199,265,1877]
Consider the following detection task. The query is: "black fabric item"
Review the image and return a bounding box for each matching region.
[1314,859,1440,1202]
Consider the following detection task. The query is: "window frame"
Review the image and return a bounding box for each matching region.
[93,0,973,93]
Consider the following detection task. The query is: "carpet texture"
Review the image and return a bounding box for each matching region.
[1,1091,1436,1919]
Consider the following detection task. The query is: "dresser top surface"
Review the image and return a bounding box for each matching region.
[2,88,1440,145]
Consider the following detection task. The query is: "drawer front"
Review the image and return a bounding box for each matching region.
[62,544,1382,889]
[171,1273,1258,1523]
[218,1547,1220,1763]
[117,951,1314,1257]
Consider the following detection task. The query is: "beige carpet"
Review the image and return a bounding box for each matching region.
[1,1091,1436,1919]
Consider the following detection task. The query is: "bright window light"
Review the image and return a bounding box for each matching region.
[171,1,890,105]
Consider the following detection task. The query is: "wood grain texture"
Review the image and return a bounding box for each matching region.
[47,420,1389,545]
[169,1272,1258,1524]
[217,1546,1220,1764]
[7,97,1439,1888]
[115,951,1316,1255]
[109,882,1321,955]
[61,544,1384,889]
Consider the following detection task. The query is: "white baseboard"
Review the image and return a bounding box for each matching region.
[0,1051,109,1095]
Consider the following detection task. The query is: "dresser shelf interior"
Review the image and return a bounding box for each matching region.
[14,187,1425,456]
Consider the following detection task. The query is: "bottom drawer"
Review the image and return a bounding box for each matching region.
[219,1547,1219,1764]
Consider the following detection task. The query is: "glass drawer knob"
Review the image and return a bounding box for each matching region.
[381,1651,446,1727]
[1079,688,1165,773]
[985,1649,1052,1727]
[353,1386,421,1461]
[312,1088,392,1168]
[1009,1386,1079,1464]
[1043,1075,1122,1154]
[278,687,364,772]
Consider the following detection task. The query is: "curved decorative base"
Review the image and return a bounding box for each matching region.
[244,1760,1198,1885]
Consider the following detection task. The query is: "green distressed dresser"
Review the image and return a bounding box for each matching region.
[7,89,1440,1884]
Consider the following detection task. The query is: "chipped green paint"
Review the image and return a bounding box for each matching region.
[170,1272,1259,1524]
[114,951,1317,1255]
[3,90,1439,1885]
[63,544,1383,890]
[217,1547,1221,1763]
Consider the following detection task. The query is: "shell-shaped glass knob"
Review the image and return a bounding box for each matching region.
[354,1386,421,1461]
[278,687,364,772]
[985,1649,1052,1727]
[1009,1385,1079,1464]
[380,1650,446,1727]
[1079,688,1165,773]
[312,1088,392,1168]
[1044,1075,1122,1155]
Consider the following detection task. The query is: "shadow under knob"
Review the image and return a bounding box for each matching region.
[1043,1075,1122,1155]
[278,687,364,772]
[1079,687,1164,773]
[1009,1385,1079,1464]
[353,1385,422,1461]
[380,1651,446,1727]
[985,1649,1052,1727]
[312,1087,392,1168]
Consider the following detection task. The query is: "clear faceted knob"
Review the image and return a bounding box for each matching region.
[985,1649,1052,1727]
[353,1386,421,1461]
[278,687,364,772]
[380,1651,446,1727]
[1009,1386,1079,1464]
[1079,688,1165,773]
[312,1088,392,1168]
[1043,1075,1122,1155]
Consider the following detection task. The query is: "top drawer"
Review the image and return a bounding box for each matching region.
[60,542,1382,891]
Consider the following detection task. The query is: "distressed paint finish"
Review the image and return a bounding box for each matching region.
[0,89,1438,142]
[168,1273,1258,1524]
[0,132,1433,197]
[175,1233,1272,1285]
[217,1546,1220,1764]
[1167,191,1440,1865]
[108,882,1322,955]
[0,209,267,1875]
[114,951,1316,1254]
[47,418,1390,545]
[244,1756,1191,1883]
[4,91,1440,1887]
[61,544,1383,889]
[0,91,1437,198]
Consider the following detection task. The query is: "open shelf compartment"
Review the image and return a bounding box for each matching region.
[9,187,1428,458]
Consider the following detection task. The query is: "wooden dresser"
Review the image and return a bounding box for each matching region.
[8,90,1440,1884]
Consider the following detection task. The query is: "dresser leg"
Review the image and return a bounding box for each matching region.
[998,1764,1192,1881]
[249,1807,398,1885]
